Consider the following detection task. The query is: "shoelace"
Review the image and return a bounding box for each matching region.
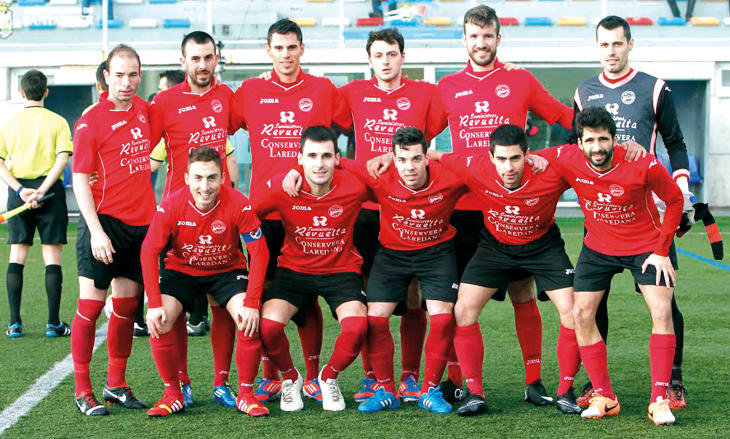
[325,382,341,401]
[282,385,296,403]
[83,394,102,407]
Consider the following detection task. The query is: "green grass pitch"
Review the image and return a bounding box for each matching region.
[1,218,729,438]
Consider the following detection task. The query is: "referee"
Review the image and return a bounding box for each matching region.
[0,69,71,339]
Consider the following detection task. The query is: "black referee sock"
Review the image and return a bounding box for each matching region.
[670,295,684,384]
[7,263,24,325]
[45,265,63,326]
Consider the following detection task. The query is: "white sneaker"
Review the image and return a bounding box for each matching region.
[318,369,346,411]
[648,396,675,425]
[280,370,303,412]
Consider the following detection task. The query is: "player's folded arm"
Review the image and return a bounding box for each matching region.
[241,228,268,309]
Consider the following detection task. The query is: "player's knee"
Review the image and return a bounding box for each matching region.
[454,302,477,326]
[572,304,595,328]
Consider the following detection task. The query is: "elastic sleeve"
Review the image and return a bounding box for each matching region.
[140,204,174,308]
[647,158,684,256]
[655,84,690,177]
[54,118,74,155]
[71,116,97,173]
[527,72,574,129]
[242,236,268,309]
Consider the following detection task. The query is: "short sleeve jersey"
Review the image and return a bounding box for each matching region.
[541,144,683,256]
[150,80,233,198]
[0,107,73,179]
[72,92,156,226]
[437,60,573,210]
[229,69,350,218]
[440,153,569,245]
[254,169,367,274]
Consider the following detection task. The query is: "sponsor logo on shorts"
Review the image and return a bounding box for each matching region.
[396,97,411,111]
[565,268,575,275]
[177,220,197,226]
[211,220,226,234]
[211,99,223,113]
[237,275,249,280]
[621,90,636,105]
[451,283,459,290]
[299,98,313,112]
[360,290,367,296]
[329,205,343,218]
[495,84,510,98]
[609,184,624,197]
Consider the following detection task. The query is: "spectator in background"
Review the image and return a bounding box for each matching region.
[371,0,397,18]
[0,69,72,338]
[82,0,113,20]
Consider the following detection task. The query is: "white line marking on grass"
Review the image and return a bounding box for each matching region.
[0,322,108,435]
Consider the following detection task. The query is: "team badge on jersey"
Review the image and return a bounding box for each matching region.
[525,197,539,207]
[299,98,313,112]
[329,205,343,218]
[621,91,636,105]
[495,84,511,98]
[211,219,226,234]
[429,193,444,204]
[396,97,411,111]
[138,113,146,123]
[211,99,223,113]
[609,184,625,197]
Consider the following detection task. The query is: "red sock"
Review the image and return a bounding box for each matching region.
[454,323,484,397]
[321,316,367,381]
[360,343,376,380]
[173,314,190,385]
[400,307,427,381]
[579,340,614,399]
[512,299,543,385]
[260,318,298,382]
[71,299,104,396]
[261,355,279,380]
[421,313,455,392]
[150,323,183,398]
[556,325,581,395]
[210,306,235,387]
[297,301,323,381]
[649,333,676,401]
[446,344,463,385]
[366,316,395,393]
[107,297,138,388]
[236,330,262,395]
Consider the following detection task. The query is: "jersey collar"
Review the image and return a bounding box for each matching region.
[464,59,504,80]
[598,68,638,89]
[97,91,137,111]
[369,75,409,94]
[181,75,219,96]
[300,169,339,199]
[271,68,306,90]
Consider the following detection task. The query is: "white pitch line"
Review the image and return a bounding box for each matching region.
[0,322,108,436]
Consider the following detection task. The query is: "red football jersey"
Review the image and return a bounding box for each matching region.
[339,158,465,250]
[141,185,264,308]
[229,69,351,219]
[340,77,447,210]
[150,79,233,198]
[254,169,367,274]
[440,153,569,245]
[541,145,683,256]
[437,60,573,210]
[72,92,156,226]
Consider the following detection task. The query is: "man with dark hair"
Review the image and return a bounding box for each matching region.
[71,44,155,416]
[255,125,369,413]
[434,3,574,404]
[542,106,683,425]
[96,62,108,92]
[149,30,241,410]
[230,18,350,404]
[574,15,694,410]
[0,69,72,339]
[338,27,452,403]
[141,146,269,418]
[158,70,185,93]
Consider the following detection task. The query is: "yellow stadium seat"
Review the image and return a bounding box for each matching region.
[558,17,587,26]
[690,17,720,26]
[424,17,453,26]
[292,17,317,27]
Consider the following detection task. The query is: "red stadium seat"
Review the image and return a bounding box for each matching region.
[626,17,654,25]
[356,17,384,26]
[499,17,519,26]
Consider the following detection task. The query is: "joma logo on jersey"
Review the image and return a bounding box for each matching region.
[260,98,279,104]
[454,90,473,99]
[130,127,143,140]
[292,205,312,211]
[111,120,127,131]
[312,216,328,226]
[382,109,398,121]
[178,105,197,114]
[575,177,594,185]
[587,93,604,101]
[363,97,381,103]
[201,116,216,129]
[280,111,295,123]
[474,101,490,113]
[177,221,197,226]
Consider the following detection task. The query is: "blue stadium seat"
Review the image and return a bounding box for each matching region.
[149,0,177,3]
[95,18,124,28]
[18,0,46,5]
[29,21,57,29]
[344,27,461,40]
[658,17,687,25]
[162,18,191,28]
[525,17,553,26]
[656,152,702,183]
[63,165,72,188]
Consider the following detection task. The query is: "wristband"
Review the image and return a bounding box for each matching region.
[15,186,23,197]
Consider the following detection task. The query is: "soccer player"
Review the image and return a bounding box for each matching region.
[573,15,694,409]
[141,146,269,418]
[149,30,241,409]
[70,44,155,416]
[543,107,682,425]
[427,125,580,416]
[255,126,368,412]
[229,18,350,403]
[0,69,72,338]
[338,27,453,402]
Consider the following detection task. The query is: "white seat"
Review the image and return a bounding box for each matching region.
[129,18,158,28]
[322,17,351,26]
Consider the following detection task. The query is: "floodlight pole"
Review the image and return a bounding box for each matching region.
[102,0,109,56]
[206,0,213,34]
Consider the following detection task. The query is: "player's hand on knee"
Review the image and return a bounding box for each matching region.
[620,140,647,162]
[90,231,116,264]
[526,154,549,174]
[146,307,167,338]
[236,306,260,336]
[641,253,676,287]
[366,153,393,179]
[283,169,303,197]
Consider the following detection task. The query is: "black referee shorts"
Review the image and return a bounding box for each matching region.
[354,208,380,277]
[7,178,67,245]
[573,244,678,292]
[366,240,459,305]
[160,268,248,312]
[77,214,148,290]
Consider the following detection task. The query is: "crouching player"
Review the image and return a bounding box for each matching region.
[140,146,270,417]
[255,126,369,412]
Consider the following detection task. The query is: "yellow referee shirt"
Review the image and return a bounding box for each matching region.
[150,138,235,167]
[0,106,73,179]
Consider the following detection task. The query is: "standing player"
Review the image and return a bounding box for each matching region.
[70,44,155,416]
[141,146,269,418]
[338,27,454,402]
[0,69,72,338]
[229,18,350,403]
[544,107,682,425]
[574,15,694,409]
[149,31,240,408]
[438,4,573,400]
[255,126,368,412]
